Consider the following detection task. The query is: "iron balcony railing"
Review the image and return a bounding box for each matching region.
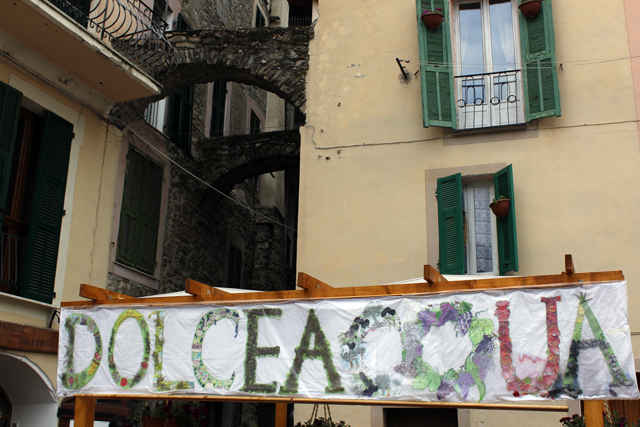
[455,69,523,130]
[288,15,313,27]
[0,231,26,296]
[49,0,177,78]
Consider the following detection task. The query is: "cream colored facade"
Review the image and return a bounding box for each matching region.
[296,0,640,425]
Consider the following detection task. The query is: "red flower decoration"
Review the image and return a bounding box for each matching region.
[68,377,74,385]
[513,390,520,397]
[141,361,148,369]
[120,378,127,387]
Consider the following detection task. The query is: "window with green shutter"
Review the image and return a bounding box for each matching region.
[22,111,74,303]
[436,166,518,276]
[116,147,164,275]
[416,0,559,130]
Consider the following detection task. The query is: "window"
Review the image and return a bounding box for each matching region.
[115,147,164,275]
[0,81,74,303]
[226,243,243,288]
[416,0,560,130]
[167,14,193,152]
[255,6,267,27]
[436,164,517,275]
[249,110,262,134]
[209,81,227,137]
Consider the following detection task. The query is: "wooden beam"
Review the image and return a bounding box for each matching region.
[63,270,624,308]
[74,396,95,427]
[565,254,575,275]
[79,284,134,301]
[297,272,333,290]
[72,394,569,411]
[185,279,231,296]
[584,400,605,427]
[424,265,448,284]
[275,403,288,427]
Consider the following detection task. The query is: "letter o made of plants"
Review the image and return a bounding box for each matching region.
[338,301,403,398]
[394,302,496,401]
[61,314,103,389]
[108,309,151,389]
[192,308,240,389]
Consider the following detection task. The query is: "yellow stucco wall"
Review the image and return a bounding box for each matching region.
[297,0,640,425]
[0,58,121,386]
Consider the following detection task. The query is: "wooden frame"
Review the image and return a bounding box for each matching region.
[68,256,620,427]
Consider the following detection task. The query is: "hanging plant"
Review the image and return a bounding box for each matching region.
[519,0,541,19]
[490,196,510,218]
[421,9,444,31]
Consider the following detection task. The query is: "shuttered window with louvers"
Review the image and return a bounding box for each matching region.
[519,0,560,119]
[116,148,163,275]
[23,111,73,303]
[416,0,456,128]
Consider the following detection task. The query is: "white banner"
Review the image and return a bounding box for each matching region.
[57,281,639,403]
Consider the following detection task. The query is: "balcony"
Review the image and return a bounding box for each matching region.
[455,70,524,130]
[0,0,176,103]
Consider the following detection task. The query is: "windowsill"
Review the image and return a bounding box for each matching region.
[110,261,159,290]
[0,292,57,323]
[443,120,538,145]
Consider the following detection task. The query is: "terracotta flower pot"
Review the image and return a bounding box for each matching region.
[519,0,541,19]
[142,418,179,427]
[421,12,444,30]
[489,199,510,218]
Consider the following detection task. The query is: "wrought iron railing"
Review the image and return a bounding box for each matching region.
[455,70,523,130]
[49,0,177,78]
[288,15,313,27]
[0,231,26,296]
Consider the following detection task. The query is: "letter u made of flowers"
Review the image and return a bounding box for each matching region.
[395,302,497,401]
[495,297,561,398]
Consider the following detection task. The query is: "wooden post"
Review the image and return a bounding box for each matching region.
[74,396,96,427]
[584,401,605,427]
[276,402,288,427]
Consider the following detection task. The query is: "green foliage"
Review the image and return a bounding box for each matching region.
[559,411,640,427]
[412,357,441,391]
[295,417,350,427]
[128,400,208,427]
[468,318,493,346]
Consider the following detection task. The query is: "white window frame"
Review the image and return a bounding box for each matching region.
[452,0,525,129]
[462,180,499,275]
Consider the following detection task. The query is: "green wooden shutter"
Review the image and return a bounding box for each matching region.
[519,0,560,120]
[416,0,456,128]
[494,165,518,275]
[116,148,163,275]
[0,82,22,224]
[22,111,73,303]
[437,173,464,274]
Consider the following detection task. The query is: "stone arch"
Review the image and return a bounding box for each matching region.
[197,129,300,205]
[0,352,57,425]
[110,26,313,126]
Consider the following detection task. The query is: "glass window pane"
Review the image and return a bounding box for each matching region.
[489,0,516,72]
[473,186,493,273]
[459,3,484,76]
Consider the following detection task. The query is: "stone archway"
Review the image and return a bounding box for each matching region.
[110,26,313,126]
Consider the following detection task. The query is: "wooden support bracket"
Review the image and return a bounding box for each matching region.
[424,265,448,284]
[297,272,333,290]
[185,279,230,296]
[565,254,575,275]
[79,284,134,301]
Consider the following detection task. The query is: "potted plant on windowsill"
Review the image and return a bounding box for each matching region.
[421,9,444,30]
[490,196,510,218]
[519,0,541,19]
